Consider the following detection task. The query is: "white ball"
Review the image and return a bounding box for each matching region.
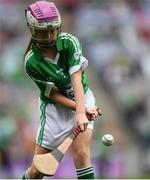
[102,134,114,146]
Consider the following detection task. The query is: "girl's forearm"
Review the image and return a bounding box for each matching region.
[71,70,85,113]
[49,88,76,110]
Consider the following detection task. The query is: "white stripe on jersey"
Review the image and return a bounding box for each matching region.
[25,50,33,60]
[60,36,80,52]
[60,35,80,53]
[73,35,81,48]
[24,50,33,68]
[25,53,34,65]
[25,51,33,61]
[24,50,33,74]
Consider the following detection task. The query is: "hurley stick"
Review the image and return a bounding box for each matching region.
[33,126,81,176]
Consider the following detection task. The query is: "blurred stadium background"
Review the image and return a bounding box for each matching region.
[0,0,150,178]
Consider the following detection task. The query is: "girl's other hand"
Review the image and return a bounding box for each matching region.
[86,107,102,120]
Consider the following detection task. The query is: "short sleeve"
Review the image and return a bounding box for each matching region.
[25,56,55,98]
[60,34,88,75]
[30,76,55,98]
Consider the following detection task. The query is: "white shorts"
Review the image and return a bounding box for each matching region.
[36,88,96,150]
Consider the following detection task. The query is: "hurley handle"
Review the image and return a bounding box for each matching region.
[69,126,81,141]
[57,126,80,154]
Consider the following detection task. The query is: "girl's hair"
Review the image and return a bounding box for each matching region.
[24,38,32,57]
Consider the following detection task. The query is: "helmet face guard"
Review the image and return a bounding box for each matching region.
[25,1,61,47]
[29,27,60,47]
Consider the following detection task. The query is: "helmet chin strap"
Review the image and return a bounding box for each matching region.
[31,38,56,48]
[38,42,56,48]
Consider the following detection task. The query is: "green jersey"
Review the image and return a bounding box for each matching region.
[24,32,89,103]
